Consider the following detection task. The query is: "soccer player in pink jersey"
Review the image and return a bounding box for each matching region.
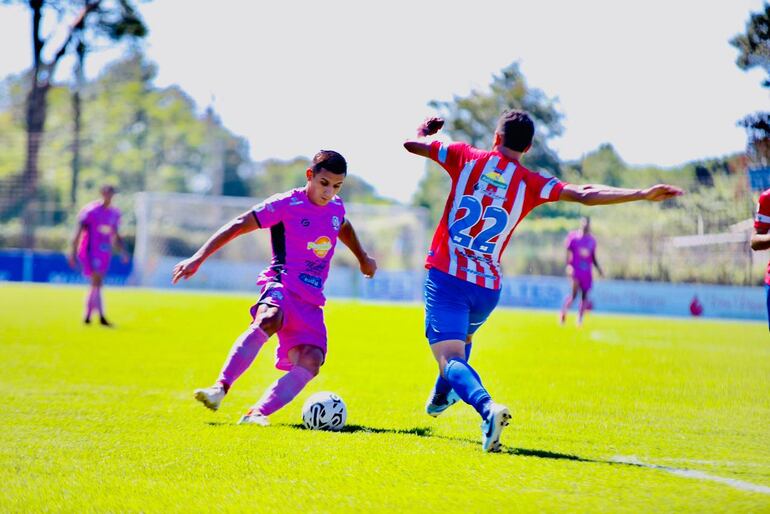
[68,185,129,326]
[404,112,683,451]
[559,216,603,326]
[750,187,770,330]
[172,150,377,425]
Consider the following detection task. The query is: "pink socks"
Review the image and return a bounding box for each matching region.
[253,366,314,416]
[217,326,269,391]
[84,286,102,319]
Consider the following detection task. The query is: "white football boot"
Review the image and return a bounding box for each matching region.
[193,384,226,411]
[238,409,270,426]
[425,389,461,417]
[480,403,512,453]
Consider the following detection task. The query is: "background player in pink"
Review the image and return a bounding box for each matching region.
[560,216,603,326]
[404,112,683,452]
[68,185,129,326]
[172,150,377,425]
[750,187,770,329]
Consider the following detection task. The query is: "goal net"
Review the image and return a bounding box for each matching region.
[133,192,430,300]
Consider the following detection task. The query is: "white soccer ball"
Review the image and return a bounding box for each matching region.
[302,391,347,431]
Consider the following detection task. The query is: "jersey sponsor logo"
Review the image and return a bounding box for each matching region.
[459,266,496,280]
[473,183,507,200]
[307,236,333,258]
[304,259,328,274]
[480,171,508,189]
[299,273,323,288]
[98,224,112,235]
[332,216,341,231]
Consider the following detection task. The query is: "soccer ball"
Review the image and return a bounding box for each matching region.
[301,391,347,431]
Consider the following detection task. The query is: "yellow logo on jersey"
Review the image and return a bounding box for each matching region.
[481,171,508,189]
[307,236,333,258]
[98,224,113,235]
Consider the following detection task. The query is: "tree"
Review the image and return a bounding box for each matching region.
[428,62,563,175]
[69,0,147,208]
[731,3,770,166]
[2,0,146,247]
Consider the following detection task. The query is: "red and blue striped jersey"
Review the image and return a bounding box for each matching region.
[426,140,565,289]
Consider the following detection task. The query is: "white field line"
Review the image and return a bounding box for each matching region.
[612,456,770,495]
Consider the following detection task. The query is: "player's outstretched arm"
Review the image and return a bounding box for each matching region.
[559,183,683,206]
[171,210,259,284]
[751,228,770,251]
[403,117,445,157]
[338,219,377,278]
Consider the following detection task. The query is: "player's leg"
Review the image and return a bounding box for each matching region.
[765,284,770,331]
[90,272,108,326]
[240,292,327,424]
[426,336,470,416]
[560,278,579,324]
[194,294,282,412]
[240,344,322,425]
[577,276,592,326]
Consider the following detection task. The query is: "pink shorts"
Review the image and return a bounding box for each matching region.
[78,251,110,277]
[250,282,327,371]
[573,272,592,292]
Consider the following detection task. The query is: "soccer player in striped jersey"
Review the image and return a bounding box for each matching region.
[404,111,683,452]
[750,187,770,329]
[172,151,377,425]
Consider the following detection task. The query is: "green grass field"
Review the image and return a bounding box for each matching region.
[1,283,769,512]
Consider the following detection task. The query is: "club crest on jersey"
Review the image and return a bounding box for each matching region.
[307,236,333,258]
[481,171,508,189]
[332,216,341,231]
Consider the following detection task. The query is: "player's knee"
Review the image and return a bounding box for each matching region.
[255,307,283,334]
[297,347,324,376]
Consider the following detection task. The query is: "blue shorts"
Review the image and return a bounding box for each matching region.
[424,267,501,344]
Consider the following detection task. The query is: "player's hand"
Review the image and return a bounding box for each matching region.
[120,250,130,264]
[565,265,574,277]
[172,256,203,284]
[641,184,684,202]
[67,253,77,269]
[359,255,377,278]
[417,117,444,137]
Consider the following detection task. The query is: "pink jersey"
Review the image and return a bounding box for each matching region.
[426,140,565,289]
[251,188,345,306]
[754,188,770,286]
[566,230,596,276]
[77,200,121,257]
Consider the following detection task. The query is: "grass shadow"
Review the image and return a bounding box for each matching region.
[282,423,433,437]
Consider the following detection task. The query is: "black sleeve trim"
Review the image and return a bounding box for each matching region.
[251,210,262,228]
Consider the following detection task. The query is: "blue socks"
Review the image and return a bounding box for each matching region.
[432,343,472,398]
[443,357,491,420]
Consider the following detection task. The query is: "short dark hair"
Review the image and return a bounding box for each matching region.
[496,110,535,152]
[311,150,347,175]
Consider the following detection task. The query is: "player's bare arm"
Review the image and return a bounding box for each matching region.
[592,253,604,277]
[751,227,770,251]
[172,210,259,284]
[114,231,130,263]
[403,117,445,157]
[559,183,683,205]
[338,219,377,278]
[68,224,85,268]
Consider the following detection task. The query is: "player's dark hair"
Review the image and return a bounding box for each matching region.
[311,150,347,175]
[496,110,535,152]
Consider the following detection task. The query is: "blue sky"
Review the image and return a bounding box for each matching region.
[1,0,768,201]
